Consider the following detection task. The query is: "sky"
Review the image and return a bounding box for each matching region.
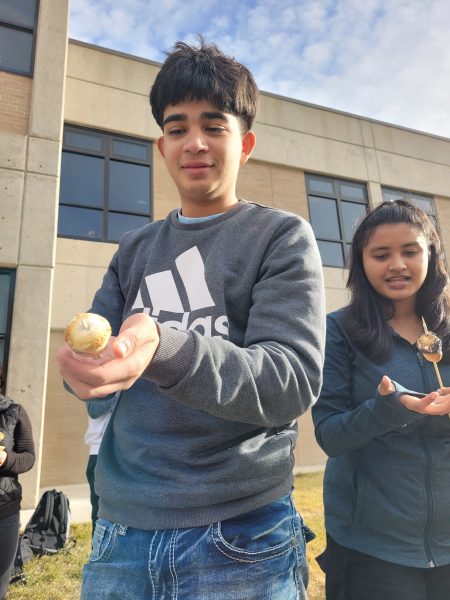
[69,0,450,139]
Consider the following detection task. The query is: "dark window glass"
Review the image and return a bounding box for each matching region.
[59,126,152,242]
[0,0,36,27]
[309,197,340,239]
[0,269,15,384]
[317,241,344,267]
[108,213,149,242]
[60,153,104,207]
[340,183,366,201]
[0,25,33,72]
[112,139,148,161]
[307,174,368,267]
[65,130,102,152]
[0,273,10,332]
[109,161,150,213]
[0,0,38,75]
[308,177,334,196]
[58,206,102,240]
[341,201,366,243]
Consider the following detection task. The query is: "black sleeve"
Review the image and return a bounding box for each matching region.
[1,406,35,475]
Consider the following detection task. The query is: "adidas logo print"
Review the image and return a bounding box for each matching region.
[132,246,229,338]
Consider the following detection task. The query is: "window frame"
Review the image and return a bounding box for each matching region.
[0,0,40,76]
[0,268,16,388]
[306,173,369,268]
[59,125,153,243]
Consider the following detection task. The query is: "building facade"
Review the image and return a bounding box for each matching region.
[2,0,450,508]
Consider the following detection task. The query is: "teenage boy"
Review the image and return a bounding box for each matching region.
[57,39,325,600]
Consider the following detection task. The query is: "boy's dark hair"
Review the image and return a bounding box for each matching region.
[344,200,450,363]
[150,38,259,132]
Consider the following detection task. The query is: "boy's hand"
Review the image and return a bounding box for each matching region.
[0,450,7,467]
[57,313,159,400]
[378,375,450,415]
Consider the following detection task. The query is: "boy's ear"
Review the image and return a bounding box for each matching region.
[157,136,165,158]
[240,131,256,165]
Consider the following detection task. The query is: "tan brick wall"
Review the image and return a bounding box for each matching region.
[0,72,32,135]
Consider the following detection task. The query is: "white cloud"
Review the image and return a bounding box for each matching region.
[69,0,450,137]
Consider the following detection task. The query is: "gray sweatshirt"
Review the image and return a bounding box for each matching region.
[92,200,325,529]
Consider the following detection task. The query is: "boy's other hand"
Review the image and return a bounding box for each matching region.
[57,313,159,400]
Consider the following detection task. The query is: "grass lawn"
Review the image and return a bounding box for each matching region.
[7,471,325,600]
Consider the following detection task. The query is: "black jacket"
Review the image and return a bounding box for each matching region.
[0,395,35,518]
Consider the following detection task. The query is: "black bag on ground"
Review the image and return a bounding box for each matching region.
[23,489,71,555]
[9,533,33,585]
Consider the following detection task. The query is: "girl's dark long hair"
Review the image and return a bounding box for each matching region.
[345,200,450,363]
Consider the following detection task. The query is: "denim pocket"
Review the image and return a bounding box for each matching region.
[211,495,298,563]
[89,518,117,562]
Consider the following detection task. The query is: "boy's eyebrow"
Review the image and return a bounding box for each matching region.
[163,111,229,127]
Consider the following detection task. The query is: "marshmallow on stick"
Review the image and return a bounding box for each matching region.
[65,313,112,357]
[416,317,443,388]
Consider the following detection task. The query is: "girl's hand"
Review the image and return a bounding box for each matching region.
[379,375,450,415]
[0,450,7,467]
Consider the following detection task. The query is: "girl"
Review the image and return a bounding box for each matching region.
[0,367,35,600]
[313,200,450,599]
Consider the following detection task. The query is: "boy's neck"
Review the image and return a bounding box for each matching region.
[180,197,239,218]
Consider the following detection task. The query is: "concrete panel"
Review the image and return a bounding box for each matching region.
[0,168,24,265]
[19,172,58,267]
[152,147,180,221]
[376,151,450,198]
[30,0,69,140]
[27,137,61,176]
[323,266,347,290]
[56,238,116,268]
[258,94,364,146]
[359,120,375,148]
[0,132,26,170]
[236,160,274,207]
[7,265,54,508]
[41,331,89,487]
[64,78,159,141]
[372,122,450,167]
[52,263,112,329]
[363,148,381,182]
[294,408,326,470]
[253,123,369,181]
[67,41,160,97]
[435,196,450,263]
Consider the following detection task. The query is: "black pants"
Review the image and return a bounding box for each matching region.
[0,511,20,600]
[86,454,99,536]
[318,535,450,600]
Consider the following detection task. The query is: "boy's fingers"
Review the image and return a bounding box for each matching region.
[114,314,158,358]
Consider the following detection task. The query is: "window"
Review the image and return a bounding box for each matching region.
[59,126,152,243]
[0,269,15,386]
[306,174,368,267]
[382,187,437,223]
[0,0,39,75]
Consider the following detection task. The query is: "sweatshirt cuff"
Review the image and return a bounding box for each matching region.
[375,382,425,426]
[144,324,195,388]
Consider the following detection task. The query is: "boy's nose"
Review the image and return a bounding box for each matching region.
[183,132,208,153]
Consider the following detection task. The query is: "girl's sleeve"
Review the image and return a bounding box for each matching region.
[1,406,35,475]
[312,314,424,457]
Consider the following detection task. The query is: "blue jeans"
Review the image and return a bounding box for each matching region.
[81,493,310,599]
